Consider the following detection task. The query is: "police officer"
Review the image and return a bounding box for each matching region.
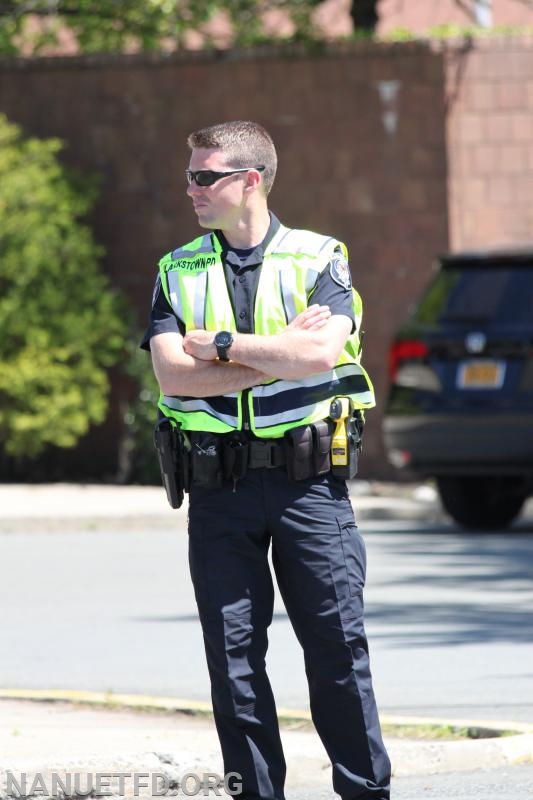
[141,120,391,800]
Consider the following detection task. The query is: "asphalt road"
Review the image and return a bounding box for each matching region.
[289,765,533,800]
[1,511,532,725]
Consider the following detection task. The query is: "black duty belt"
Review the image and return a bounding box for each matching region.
[248,439,286,469]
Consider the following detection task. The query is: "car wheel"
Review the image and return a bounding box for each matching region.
[435,476,527,530]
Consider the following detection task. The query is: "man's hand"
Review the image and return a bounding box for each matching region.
[285,304,331,331]
[183,329,217,361]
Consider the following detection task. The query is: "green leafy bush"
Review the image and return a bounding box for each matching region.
[0,114,126,458]
[117,339,161,484]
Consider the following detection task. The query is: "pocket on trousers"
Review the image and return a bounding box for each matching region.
[191,522,253,617]
[337,517,366,597]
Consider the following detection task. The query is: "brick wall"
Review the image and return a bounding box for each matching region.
[445,36,533,249]
[0,44,449,479]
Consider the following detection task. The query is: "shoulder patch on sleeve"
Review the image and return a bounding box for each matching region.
[329,253,352,290]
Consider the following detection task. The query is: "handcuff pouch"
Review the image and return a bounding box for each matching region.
[311,419,334,476]
[284,425,314,481]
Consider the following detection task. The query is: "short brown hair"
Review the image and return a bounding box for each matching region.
[187,121,277,195]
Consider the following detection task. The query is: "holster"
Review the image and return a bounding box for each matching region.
[331,412,364,480]
[153,417,189,509]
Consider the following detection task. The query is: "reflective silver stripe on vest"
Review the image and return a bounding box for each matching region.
[167,269,184,321]
[193,270,207,330]
[252,363,373,428]
[253,390,373,428]
[305,268,320,295]
[171,234,212,259]
[162,395,238,428]
[255,363,353,398]
[267,224,292,252]
[254,400,323,428]
[318,235,337,254]
[272,228,335,256]
[310,235,336,294]
[166,238,210,326]
[277,228,308,253]
[279,269,297,322]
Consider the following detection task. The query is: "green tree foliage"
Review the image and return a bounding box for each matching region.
[0,0,325,55]
[0,0,203,55]
[0,114,126,457]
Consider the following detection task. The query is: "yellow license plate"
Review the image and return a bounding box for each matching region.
[457,360,505,389]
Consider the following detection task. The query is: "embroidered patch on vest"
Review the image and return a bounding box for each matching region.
[329,253,352,290]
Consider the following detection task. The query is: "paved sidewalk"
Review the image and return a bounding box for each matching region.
[0,480,447,530]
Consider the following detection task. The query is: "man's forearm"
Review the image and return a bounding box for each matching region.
[228,328,341,380]
[180,313,351,381]
[229,315,353,379]
[153,351,266,398]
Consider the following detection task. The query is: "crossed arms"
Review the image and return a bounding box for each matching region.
[150,305,352,398]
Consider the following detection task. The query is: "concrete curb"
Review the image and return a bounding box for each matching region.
[1,687,531,732]
[1,689,532,778]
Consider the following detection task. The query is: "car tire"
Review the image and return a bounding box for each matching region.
[436,476,527,530]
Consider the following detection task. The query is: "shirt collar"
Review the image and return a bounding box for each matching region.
[214,212,281,268]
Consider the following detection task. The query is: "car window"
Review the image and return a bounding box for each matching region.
[413,267,533,325]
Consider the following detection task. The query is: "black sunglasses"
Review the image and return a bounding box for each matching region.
[185,166,265,187]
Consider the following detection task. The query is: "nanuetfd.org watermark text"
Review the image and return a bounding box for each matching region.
[6,771,243,797]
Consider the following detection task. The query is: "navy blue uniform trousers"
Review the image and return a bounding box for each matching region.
[188,467,391,800]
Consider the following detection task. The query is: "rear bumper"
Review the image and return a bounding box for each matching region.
[382,413,533,476]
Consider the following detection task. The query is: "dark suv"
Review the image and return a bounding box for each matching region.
[383,250,533,529]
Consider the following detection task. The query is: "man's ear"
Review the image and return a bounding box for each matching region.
[244,168,263,192]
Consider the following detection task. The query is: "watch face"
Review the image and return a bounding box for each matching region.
[215,331,233,348]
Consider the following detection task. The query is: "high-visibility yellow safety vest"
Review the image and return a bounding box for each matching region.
[157,224,375,438]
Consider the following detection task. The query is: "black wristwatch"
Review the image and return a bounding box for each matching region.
[214,330,234,362]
